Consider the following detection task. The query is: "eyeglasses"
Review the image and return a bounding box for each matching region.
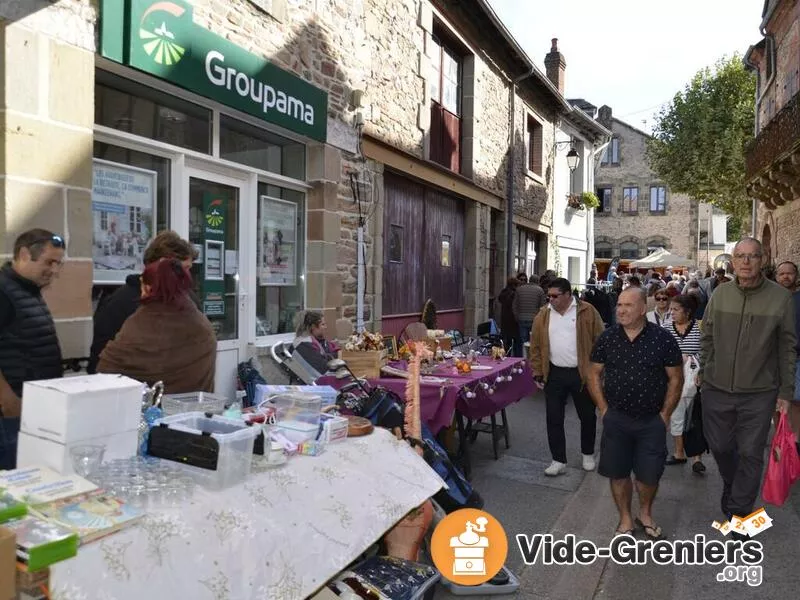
[733,253,762,262]
[547,293,563,299]
[31,234,65,248]
[655,297,669,301]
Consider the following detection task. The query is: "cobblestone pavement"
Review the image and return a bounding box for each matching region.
[434,392,800,600]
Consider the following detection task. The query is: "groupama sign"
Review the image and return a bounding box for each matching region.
[100,0,328,142]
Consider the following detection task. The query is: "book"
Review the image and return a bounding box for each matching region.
[0,466,97,504]
[0,489,27,523]
[3,516,78,572]
[32,490,144,544]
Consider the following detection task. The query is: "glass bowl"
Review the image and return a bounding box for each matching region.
[70,444,106,478]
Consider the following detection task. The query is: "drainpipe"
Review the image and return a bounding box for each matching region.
[506,68,535,275]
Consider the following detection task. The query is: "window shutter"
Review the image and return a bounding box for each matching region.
[531,122,543,175]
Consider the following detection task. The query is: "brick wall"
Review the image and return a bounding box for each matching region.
[595,116,698,264]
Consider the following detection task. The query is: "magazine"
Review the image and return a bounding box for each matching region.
[0,466,97,504]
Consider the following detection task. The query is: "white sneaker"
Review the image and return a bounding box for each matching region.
[582,454,596,472]
[544,461,567,477]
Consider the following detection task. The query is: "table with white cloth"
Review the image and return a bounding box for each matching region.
[50,428,444,600]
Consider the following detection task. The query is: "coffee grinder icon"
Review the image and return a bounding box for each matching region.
[449,516,490,576]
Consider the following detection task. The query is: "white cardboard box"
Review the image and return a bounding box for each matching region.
[16,429,139,475]
[21,374,143,444]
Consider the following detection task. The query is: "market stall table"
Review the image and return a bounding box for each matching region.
[323,356,535,475]
[49,428,443,600]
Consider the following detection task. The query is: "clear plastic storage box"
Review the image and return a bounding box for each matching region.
[149,412,260,490]
[161,392,228,416]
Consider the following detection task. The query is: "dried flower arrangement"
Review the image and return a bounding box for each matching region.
[343,331,385,352]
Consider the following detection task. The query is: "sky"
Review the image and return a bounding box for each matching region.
[487,0,764,132]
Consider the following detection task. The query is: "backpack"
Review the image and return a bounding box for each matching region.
[417,424,484,514]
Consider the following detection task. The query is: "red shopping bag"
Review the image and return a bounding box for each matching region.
[762,412,800,506]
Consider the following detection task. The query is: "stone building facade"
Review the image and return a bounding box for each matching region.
[0,0,604,393]
[593,106,699,270]
[745,0,800,265]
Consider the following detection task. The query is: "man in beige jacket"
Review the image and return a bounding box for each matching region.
[530,277,605,476]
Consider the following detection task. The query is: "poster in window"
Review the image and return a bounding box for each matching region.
[91,159,157,284]
[258,196,297,286]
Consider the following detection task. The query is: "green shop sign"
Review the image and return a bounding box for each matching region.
[100,0,328,142]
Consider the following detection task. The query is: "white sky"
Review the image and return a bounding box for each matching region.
[487,0,764,132]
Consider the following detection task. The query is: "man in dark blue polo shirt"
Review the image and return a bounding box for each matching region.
[587,287,683,540]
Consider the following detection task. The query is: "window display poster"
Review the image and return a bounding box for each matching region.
[259,196,297,286]
[202,192,227,318]
[92,160,157,284]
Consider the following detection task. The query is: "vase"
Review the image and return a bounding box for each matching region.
[383,499,434,562]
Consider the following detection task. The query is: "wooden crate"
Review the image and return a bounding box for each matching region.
[341,349,387,379]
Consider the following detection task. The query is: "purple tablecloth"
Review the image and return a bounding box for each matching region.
[320,356,535,434]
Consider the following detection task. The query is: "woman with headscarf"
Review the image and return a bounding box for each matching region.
[98,258,216,393]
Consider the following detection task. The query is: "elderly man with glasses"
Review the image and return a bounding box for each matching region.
[699,237,797,539]
[0,229,66,469]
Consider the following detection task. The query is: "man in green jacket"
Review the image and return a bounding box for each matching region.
[699,237,796,532]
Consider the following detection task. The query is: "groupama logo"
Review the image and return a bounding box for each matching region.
[139,2,187,66]
[206,199,224,227]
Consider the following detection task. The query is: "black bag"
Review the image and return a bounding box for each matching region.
[683,391,708,457]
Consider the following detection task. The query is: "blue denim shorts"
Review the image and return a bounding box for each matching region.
[598,408,667,486]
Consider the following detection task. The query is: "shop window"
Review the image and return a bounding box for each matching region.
[595,242,613,259]
[95,70,212,154]
[219,115,306,180]
[619,241,640,260]
[514,227,538,276]
[255,184,306,337]
[91,142,171,308]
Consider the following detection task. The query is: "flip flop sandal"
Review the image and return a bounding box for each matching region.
[614,527,635,538]
[635,518,665,540]
[665,455,688,465]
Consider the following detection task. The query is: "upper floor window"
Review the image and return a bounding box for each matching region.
[596,187,612,213]
[622,187,639,213]
[601,138,619,165]
[619,241,639,260]
[429,34,462,173]
[527,115,543,176]
[430,37,460,115]
[650,186,667,212]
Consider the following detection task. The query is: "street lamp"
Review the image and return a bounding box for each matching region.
[566,147,580,172]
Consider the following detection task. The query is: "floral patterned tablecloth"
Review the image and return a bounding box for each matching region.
[50,428,444,600]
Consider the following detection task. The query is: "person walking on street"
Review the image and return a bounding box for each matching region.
[530,278,605,476]
[513,273,546,355]
[587,287,683,539]
[0,229,66,469]
[665,294,705,473]
[776,260,798,292]
[498,277,521,357]
[699,238,797,535]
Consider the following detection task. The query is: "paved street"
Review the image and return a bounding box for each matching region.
[435,391,800,600]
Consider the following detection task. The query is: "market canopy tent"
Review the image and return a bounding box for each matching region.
[630,248,694,268]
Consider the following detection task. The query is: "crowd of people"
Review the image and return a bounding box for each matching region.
[507,237,799,540]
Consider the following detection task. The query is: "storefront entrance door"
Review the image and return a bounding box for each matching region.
[186,171,246,401]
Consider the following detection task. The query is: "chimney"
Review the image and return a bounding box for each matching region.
[544,38,566,94]
[597,105,613,129]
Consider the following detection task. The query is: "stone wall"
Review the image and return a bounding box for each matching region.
[0,0,97,358]
[594,116,699,264]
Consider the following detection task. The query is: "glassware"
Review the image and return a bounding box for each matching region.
[70,445,106,478]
